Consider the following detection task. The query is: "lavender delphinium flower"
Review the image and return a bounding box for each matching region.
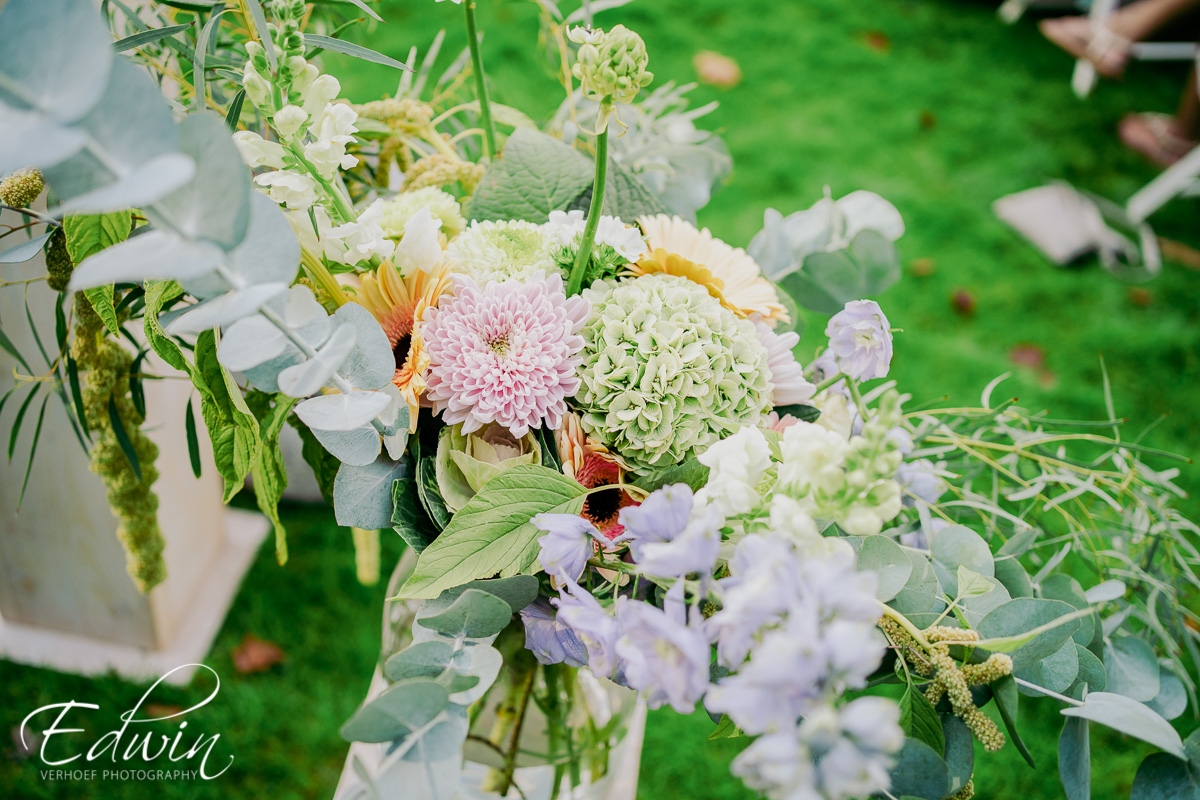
[731,698,902,800]
[552,577,621,678]
[896,457,944,507]
[534,513,603,580]
[615,484,723,579]
[613,585,710,713]
[520,599,588,668]
[824,299,892,381]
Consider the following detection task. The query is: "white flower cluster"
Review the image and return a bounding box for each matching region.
[234,45,394,267]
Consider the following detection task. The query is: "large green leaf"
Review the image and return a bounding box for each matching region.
[195,330,261,501]
[246,391,296,564]
[143,280,191,374]
[777,229,900,315]
[63,211,132,337]
[899,684,944,755]
[396,465,586,600]
[566,162,668,221]
[466,129,594,223]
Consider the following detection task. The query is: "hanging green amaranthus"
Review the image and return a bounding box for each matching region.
[70,285,166,592]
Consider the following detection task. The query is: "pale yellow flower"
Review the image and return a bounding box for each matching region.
[635,214,789,325]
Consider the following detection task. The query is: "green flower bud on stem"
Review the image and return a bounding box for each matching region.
[568,24,653,109]
[0,168,45,209]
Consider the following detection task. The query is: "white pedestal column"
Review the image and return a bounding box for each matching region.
[0,209,267,685]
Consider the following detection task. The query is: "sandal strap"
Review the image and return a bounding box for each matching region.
[1085,25,1132,60]
[1139,113,1197,157]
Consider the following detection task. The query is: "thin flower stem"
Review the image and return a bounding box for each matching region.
[878,603,933,652]
[566,115,609,296]
[463,0,497,159]
[812,371,846,394]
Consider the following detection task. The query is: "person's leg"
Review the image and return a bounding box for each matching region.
[1039,0,1200,79]
[1119,69,1200,167]
[1174,70,1200,139]
[1107,0,1200,41]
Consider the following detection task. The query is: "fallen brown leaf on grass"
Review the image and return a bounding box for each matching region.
[1009,343,1045,368]
[950,287,976,316]
[909,258,936,277]
[863,30,891,53]
[232,633,285,675]
[1127,287,1153,307]
[693,50,742,88]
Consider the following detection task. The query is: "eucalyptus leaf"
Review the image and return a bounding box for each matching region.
[1059,710,1091,800]
[1062,692,1185,759]
[1041,573,1096,646]
[68,230,223,290]
[1084,579,1126,604]
[295,390,391,432]
[0,0,114,123]
[1131,753,1200,800]
[1105,636,1161,703]
[0,232,53,264]
[418,575,540,617]
[384,641,454,682]
[1016,640,1079,696]
[313,424,381,467]
[339,678,449,744]
[942,715,974,797]
[857,535,912,601]
[217,315,289,371]
[888,550,940,616]
[167,283,290,334]
[930,524,993,597]
[332,302,395,391]
[417,589,513,639]
[0,110,85,175]
[276,322,357,398]
[334,455,409,530]
[1071,644,1107,694]
[976,599,1083,670]
[777,229,900,315]
[1146,670,1188,721]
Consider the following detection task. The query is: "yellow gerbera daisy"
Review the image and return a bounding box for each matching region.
[355,260,454,432]
[635,214,789,325]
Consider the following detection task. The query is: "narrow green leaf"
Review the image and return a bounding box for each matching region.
[23,291,51,369]
[0,326,33,374]
[17,396,50,510]
[112,22,194,53]
[224,88,246,131]
[417,456,451,530]
[707,715,744,740]
[108,395,143,481]
[772,403,821,422]
[305,34,412,71]
[193,6,227,110]
[7,385,39,461]
[54,297,68,355]
[65,356,90,439]
[128,350,148,418]
[185,399,202,478]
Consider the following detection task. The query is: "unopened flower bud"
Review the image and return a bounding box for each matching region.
[568,24,653,106]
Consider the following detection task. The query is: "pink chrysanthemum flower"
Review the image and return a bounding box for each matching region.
[423,271,589,437]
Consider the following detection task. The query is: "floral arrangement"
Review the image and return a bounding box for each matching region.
[2,1,1199,800]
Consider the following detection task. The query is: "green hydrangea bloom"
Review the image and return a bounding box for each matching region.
[575,274,771,472]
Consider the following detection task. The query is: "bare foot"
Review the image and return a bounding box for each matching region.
[1119,113,1198,167]
[1039,16,1131,79]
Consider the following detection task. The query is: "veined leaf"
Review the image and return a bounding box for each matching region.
[397,465,587,600]
[466,128,594,223]
[899,684,944,755]
[195,330,260,501]
[224,88,246,131]
[246,390,296,564]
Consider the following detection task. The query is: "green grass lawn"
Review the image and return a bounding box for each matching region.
[3,0,1199,798]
